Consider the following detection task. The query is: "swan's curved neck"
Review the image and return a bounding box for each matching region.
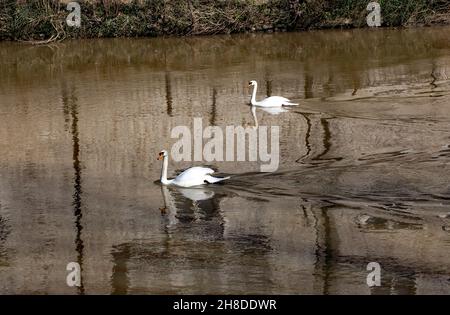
[251,83,259,106]
[160,155,172,185]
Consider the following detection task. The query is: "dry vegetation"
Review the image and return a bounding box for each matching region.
[0,0,449,43]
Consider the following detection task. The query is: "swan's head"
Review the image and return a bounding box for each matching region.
[157,150,168,160]
[248,80,257,87]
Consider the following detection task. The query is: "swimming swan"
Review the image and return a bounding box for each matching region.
[157,150,230,187]
[249,80,298,107]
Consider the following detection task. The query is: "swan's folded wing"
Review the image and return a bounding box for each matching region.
[175,166,214,181]
[204,175,230,184]
[269,96,290,102]
[259,96,291,107]
[171,167,216,187]
[270,96,298,106]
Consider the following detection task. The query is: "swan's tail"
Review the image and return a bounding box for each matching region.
[204,175,230,184]
[282,102,299,106]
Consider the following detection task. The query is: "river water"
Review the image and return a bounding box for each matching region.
[1,27,450,294]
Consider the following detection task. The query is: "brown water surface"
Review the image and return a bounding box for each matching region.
[1,27,450,294]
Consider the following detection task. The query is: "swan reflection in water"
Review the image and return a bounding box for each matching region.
[159,184,225,229]
[249,105,288,129]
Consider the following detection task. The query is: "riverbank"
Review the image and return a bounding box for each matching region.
[1,0,450,43]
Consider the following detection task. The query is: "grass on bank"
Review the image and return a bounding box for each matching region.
[0,0,449,42]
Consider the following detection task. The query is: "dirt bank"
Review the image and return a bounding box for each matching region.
[0,0,449,43]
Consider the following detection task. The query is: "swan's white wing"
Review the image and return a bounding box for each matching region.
[172,166,214,187]
[258,96,292,107]
[204,175,230,184]
[270,96,291,102]
[175,166,214,180]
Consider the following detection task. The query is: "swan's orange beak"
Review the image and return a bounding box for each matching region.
[157,153,164,160]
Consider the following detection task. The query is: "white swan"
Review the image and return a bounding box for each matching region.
[157,150,230,187]
[249,80,298,107]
